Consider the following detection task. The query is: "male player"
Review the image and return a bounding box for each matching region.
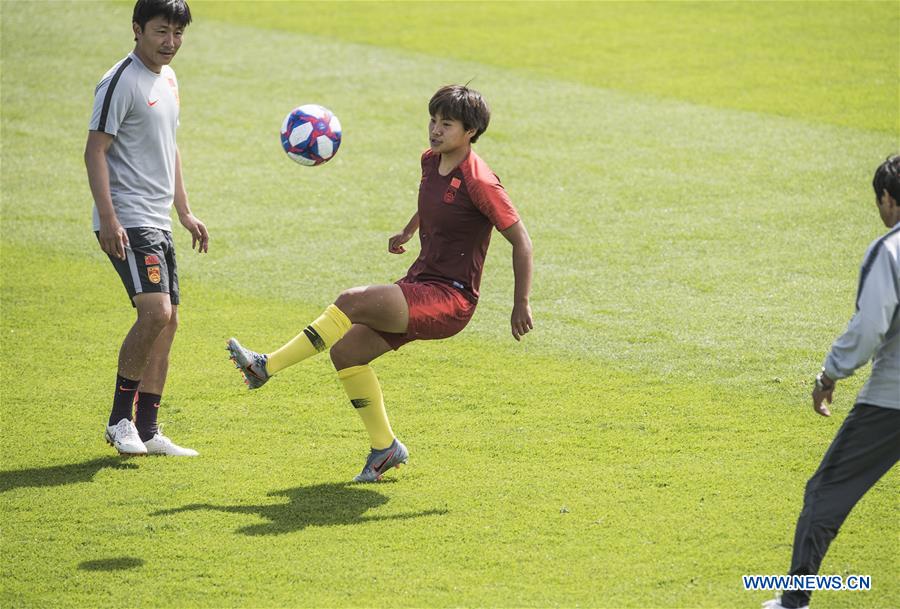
[765,155,900,609]
[85,0,208,456]
[228,85,533,482]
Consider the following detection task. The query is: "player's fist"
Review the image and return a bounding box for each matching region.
[388,231,413,254]
[511,301,533,341]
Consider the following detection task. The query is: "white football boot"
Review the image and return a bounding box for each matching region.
[105,418,148,455]
[143,429,199,457]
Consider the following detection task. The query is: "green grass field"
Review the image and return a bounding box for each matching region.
[2,1,898,607]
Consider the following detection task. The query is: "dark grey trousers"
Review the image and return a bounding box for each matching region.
[782,403,900,608]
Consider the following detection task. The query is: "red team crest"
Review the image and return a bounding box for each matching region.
[145,255,161,282]
[443,177,462,204]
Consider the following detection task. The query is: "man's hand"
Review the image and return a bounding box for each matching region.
[388,231,413,254]
[180,213,209,253]
[98,217,128,260]
[511,301,533,341]
[812,372,835,417]
[812,387,834,417]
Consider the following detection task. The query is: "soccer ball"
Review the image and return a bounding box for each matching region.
[280,104,342,166]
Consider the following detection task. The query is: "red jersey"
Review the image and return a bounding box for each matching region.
[403,148,520,301]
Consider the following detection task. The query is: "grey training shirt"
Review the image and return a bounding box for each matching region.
[824,222,900,410]
[89,52,180,231]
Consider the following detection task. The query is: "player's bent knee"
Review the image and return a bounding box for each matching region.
[334,288,373,324]
[333,288,362,313]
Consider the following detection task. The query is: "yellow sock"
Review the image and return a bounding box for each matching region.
[267,304,351,374]
[338,365,395,450]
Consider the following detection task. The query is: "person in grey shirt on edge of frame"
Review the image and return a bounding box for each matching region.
[765,155,900,609]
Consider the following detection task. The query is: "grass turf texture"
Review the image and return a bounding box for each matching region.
[1,1,898,608]
[201,0,900,135]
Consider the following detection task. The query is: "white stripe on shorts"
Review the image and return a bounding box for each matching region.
[125,246,143,295]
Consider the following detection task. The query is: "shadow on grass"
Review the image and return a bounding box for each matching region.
[78,557,144,571]
[152,482,448,535]
[0,457,137,493]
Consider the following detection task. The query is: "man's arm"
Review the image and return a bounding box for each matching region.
[814,244,898,416]
[85,130,128,260]
[500,220,533,341]
[388,212,420,254]
[173,147,209,253]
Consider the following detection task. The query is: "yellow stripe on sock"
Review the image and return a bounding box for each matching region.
[338,365,395,450]
[267,304,352,374]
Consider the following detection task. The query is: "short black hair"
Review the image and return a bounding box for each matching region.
[873,154,900,202]
[133,0,192,30]
[428,85,491,143]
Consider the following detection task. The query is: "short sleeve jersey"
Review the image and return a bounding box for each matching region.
[89,52,180,231]
[404,148,520,300]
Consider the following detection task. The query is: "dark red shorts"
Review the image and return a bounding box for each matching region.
[376,279,476,350]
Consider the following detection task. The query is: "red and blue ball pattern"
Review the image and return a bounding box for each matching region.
[280,104,342,166]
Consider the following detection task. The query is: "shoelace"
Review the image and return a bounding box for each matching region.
[118,420,140,441]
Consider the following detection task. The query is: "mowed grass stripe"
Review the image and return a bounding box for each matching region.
[198,0,900,134]
[2,246,897,608]
[2,2,895,386]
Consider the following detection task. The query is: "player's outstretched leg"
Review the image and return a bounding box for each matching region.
[227,286,407,390]
[226,303,353,390]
